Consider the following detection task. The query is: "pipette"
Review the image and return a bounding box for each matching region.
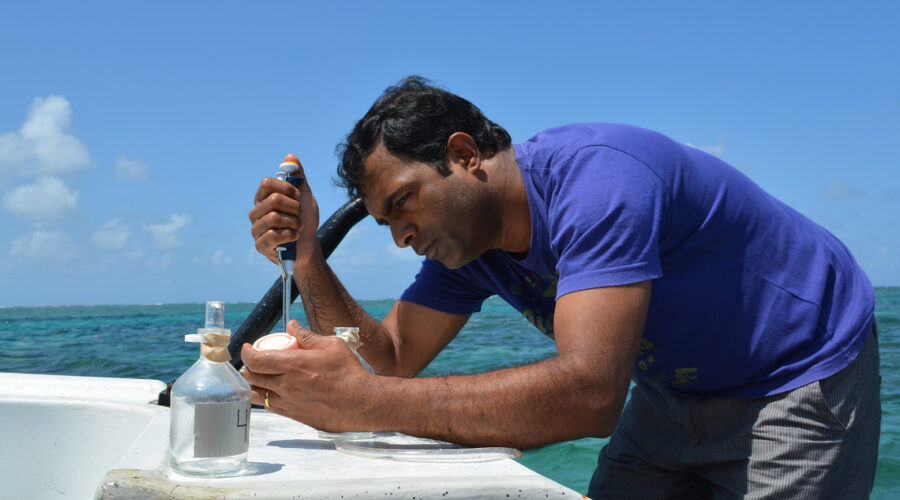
[275,154,305,333]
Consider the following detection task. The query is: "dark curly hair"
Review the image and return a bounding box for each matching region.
[335,76,511,199]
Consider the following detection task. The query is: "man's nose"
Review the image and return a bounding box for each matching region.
[391,220,415,248]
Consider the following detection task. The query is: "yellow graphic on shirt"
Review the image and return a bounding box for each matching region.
[672,367,699,386]
[511,271,559,339]
[634,338,698,386]
[635,338,655,370]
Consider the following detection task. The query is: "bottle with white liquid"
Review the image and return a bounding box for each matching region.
[169,301,251,476]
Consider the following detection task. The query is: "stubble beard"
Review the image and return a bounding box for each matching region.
[438,179,500,269]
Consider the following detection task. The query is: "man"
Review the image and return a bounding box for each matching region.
[244,76,879,498]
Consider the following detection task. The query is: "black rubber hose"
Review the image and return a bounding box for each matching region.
[158,197,368,406]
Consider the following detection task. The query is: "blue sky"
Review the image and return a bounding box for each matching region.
[1,1,898,307]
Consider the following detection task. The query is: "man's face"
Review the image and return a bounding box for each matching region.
[361,143,495,269]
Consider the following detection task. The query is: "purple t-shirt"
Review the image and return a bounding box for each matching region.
[401,123,874,398]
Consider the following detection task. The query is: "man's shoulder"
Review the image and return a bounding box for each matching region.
[522,122,668,148]
[516,123,677,171]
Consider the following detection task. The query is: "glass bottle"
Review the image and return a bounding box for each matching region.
[169,301,251,476]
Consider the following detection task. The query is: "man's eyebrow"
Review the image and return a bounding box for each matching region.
[375,189,401,226]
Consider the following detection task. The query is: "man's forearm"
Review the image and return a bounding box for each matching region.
[293,242,398,373]
[355,354,626,449]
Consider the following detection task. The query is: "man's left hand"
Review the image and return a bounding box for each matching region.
[242,320,376,432]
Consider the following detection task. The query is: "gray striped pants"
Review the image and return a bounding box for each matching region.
[588,329,881,499]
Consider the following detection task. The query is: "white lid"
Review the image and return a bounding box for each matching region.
[253,332,298,351]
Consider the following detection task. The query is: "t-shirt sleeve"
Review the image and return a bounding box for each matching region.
[399,259,493,315]
[547,146,668,298]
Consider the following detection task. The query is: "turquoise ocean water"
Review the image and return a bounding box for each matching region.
[1,288,898,497]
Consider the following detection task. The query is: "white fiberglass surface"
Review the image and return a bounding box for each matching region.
[0,398,163,499]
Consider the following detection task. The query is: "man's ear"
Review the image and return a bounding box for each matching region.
[446,132,480,171]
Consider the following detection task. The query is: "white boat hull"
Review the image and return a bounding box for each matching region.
[0,372,582,499]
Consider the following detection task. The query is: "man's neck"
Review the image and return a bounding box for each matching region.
[487,147,531,256]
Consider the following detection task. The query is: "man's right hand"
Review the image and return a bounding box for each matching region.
[249,155,320,266]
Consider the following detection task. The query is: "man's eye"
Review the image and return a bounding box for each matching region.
[396,193,410,208]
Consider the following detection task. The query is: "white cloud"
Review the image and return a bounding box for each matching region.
[869,246,898,270]
[819,180,865,201]
[327,223,381,267]
[384,243,424,262]
[10,229,73,259]
[685,141,725,158]
[0,95,91,177]
[3,177,79,220]
[245,247,264,264]
[145,251,175,269]
[160,251,174,268]
[114,154,150,181]
[92,218,132,250]
[144,214,191,249]
[331,246,378,267]
[123,247,144,261]
[211,250,233,266]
